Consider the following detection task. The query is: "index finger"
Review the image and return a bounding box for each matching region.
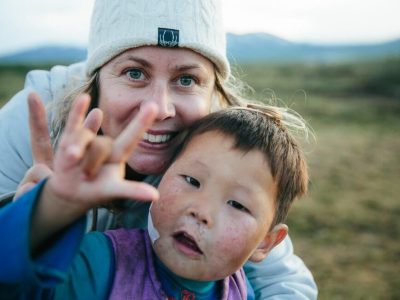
[28,93,54,167]
[110,103,158,163]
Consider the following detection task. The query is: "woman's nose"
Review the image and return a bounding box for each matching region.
[148,83,176,121]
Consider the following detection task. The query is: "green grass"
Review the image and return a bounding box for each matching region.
[1,59,399,299]
[0,64,53,107]
[290,122,400,299]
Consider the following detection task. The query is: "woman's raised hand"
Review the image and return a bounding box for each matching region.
[29,93,159,251]
[43,93,159,215]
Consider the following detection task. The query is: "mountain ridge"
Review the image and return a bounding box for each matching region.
[1,33,399,64]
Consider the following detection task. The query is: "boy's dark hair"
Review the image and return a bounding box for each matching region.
[176,106,308,227]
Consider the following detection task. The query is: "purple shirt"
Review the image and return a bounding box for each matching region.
[105,229,247,299]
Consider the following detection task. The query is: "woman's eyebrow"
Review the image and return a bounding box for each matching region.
[113,55,153,69]
[173,64,204,73]
[112,56,207,74]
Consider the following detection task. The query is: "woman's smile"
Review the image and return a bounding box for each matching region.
[139,130,179,150]
[98,46,215,175]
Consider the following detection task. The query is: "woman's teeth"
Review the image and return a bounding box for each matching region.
[143,132,172,143]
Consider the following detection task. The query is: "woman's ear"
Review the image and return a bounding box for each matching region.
[249,223,288,263]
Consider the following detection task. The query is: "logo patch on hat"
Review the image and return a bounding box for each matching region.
[158,28,179,48]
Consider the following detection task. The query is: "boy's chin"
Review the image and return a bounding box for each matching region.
[160,256,237,282]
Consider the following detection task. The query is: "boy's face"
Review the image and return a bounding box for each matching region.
[151,130,281,281]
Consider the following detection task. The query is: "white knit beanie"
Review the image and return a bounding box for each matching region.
[86,0,230,79]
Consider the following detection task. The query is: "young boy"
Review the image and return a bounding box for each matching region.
[0,97,308,299]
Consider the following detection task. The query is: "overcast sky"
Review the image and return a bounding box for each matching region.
[1,0,399,55]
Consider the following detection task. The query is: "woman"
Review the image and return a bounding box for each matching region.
[0,0,317,298]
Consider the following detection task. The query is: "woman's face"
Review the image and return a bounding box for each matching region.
[98,46,216,175]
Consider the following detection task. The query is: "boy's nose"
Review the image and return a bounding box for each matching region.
[190,211,210,226]
[187,200,214,228]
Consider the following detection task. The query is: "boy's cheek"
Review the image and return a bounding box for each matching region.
[215,224,255,260]
[158,173,185,198]
[152,185,183,225]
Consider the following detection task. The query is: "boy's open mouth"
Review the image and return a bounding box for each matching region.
[173,231,203,255]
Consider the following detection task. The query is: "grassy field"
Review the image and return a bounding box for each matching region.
[237,58,400,299]
[1,58,399,299]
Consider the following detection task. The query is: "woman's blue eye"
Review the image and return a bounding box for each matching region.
[179,76,195,87]
[183,175,200,188]
[126,69,144,80]
[227,200,250,213]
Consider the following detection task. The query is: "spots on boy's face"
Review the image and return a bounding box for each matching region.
[151,131,277,280]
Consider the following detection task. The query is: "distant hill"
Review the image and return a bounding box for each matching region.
[0,33,399,65]
[227,33,400,63]
[0,46,87,64]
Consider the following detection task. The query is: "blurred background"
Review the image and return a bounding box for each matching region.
[0,0,399,298]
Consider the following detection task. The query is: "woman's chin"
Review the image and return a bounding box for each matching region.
[127,153,172,176]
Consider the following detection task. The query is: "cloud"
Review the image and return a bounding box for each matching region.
[0,0,93,54]
[222,0,400,44]
[0,0,399,55]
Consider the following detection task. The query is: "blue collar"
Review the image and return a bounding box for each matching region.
[154,254,219,300]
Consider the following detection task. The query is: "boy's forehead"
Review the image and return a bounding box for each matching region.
[181,130,265,161]
[179,131,271,172]
[173,132,229,169]
[182,131,232,155]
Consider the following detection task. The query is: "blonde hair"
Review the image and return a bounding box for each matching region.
[49,72,99,147]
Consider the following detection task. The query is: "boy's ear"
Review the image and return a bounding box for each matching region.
[248,223,288,263]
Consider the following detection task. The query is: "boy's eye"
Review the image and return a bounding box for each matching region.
[183,175,200,188]
[126,69,145,80]
[227,200,250,213]
[178,75,195,87]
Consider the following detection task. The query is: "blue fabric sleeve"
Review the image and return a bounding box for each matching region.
[245,275,255,300]
[244,236,318,299]
[51,232,114,300]
[0,181,114,299]
[0,180,86,285]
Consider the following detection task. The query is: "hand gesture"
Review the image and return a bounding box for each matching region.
[41,93,159,217]
[30,94,159,250]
